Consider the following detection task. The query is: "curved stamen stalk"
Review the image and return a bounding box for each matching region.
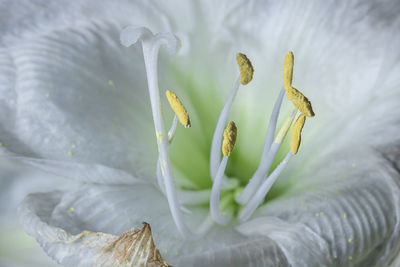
[168,115,179,141]
[157,90,191,194]
[210,76,240,179]
[210,121,237,225]
[239,113,307,222]
[210,156,231,225]
[121,26,190,237]
[210,53,254,180]
[237,108,297,204]
[261,88,286,157]
[239,151,292,222]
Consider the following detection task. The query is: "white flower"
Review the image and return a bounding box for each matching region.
[1,0,399,266]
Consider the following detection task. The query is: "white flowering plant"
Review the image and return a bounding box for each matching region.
[0,0,399,266]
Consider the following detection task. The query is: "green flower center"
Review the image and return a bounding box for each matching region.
[121,26,314,237]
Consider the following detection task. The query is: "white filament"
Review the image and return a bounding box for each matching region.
[237,107,296,205]
[210,156,231,225]
[210,77,240,179]
[239,152,292,222]
[261,88,286,157]
[168,115,178,142]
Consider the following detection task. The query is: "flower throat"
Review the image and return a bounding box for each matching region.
[121,26,314,238]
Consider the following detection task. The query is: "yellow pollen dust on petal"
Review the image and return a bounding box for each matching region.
[236,53,254,85]
[290,114,306,155]
[165,90,191,128]
[286,86,315,117]
[283,51,294,88]
[222,121,237,156]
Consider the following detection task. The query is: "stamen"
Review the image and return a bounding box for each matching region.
[235,88,284,204]
[286,86,315,117]
[236,109,296,205]
[290,114,306,155]
[239,151,292,222]
[222,121,237,156]
[210,156,230,225]
[274,109,297,143]
[281,51,315,117]
[168,115,178,142]
[210,53,253,179]
[210,122,237,225]
[283,51,294,88]
[121,26,190,237]
[210,77,240,178]
[166,90,191,128]
[260,88,286,157]
[239,113,308,222]
[236,53,254,85]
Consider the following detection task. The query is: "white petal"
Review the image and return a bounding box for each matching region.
[13,156,141,185]
[18,191,170,266]
[3,21,161,179]
[7,0,400,266]
[237,155,400,266]
[19,183,291,266]
[0,157,73,266]
[0,1,176,45]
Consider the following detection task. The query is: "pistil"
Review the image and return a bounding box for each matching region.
[156,114,178,195]
[121,26,190,237]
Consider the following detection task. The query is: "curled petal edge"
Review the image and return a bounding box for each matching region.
[18,191,170,267]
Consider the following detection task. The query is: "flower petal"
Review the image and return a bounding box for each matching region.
[237,154,400,266]
[19,182,291,266]
[13,156,141,185]
[0,157,74,266]
[3,21,162,179]
[18,191,170,266]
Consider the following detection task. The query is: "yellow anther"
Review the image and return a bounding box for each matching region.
[290,114,306,155]
[166,90,191,128]
[283,51,294,88]
[236,53,254,85]
[286,86,315,117]
[222,121,237,156]
[282,52,315,117]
